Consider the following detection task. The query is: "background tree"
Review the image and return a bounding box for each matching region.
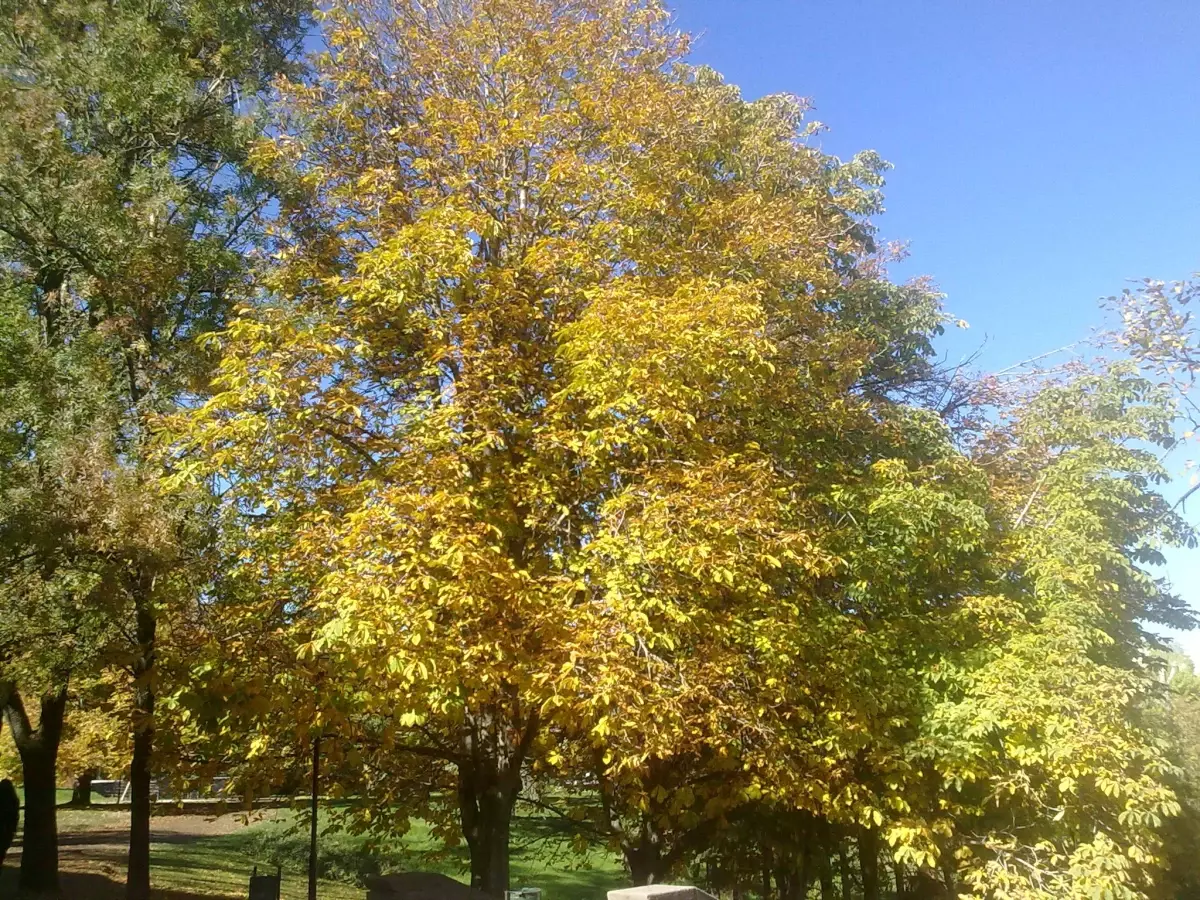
[58,674,133,808]
[0,272,126,894]
[1141,650,1200,900]
[905,361,1194,900]
[0,674,129,808]
[0,0,308,894]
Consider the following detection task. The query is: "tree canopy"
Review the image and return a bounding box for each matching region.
[2,1,1198,899]
[0,0,307,894]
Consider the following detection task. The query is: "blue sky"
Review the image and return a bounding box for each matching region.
[672,0,1200,655]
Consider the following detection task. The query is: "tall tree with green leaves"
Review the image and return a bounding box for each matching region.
[0,0,307,894]
[901,361,1195,900]
[0,273,128,895]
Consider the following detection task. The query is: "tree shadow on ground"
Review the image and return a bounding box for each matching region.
[0,867,240,899]
[55,830,217,847]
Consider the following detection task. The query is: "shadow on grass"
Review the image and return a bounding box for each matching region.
[54,830,215,847]
[0,867,240,900]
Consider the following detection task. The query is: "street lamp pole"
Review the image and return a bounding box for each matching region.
[308,734,320,900]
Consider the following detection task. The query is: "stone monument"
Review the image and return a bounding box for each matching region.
[366,872,493,900]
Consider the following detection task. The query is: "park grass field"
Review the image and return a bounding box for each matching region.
[0,803,628,900]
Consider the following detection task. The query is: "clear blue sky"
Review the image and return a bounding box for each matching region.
[672,0,1200,655]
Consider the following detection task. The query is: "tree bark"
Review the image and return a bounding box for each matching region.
[761,845,774,900]
[898,859,920,900]
[909,871,947,899]
[4,686,68,897]
[20,747,59,895]
[594,757,667,887]
[774,851,810,900]
[624,834,666,887]
[126,584,157,900]
[457,704,536,898]
[598,760,728,888]
[816,819,836,900]
[459,768,516,897]
[939,846,957,899]
[860,829,880,900]
[772,862,791,900]
[798,848,813,900]
[819,847,835,900]
[838,843,853,900]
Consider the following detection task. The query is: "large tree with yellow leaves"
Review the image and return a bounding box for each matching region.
[172,2,1196,899]
[173,0,948,893]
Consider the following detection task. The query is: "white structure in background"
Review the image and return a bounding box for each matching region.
[608,887,718,900]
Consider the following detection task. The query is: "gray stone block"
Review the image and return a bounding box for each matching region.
[366,872,492,900]
[608,886,717,900]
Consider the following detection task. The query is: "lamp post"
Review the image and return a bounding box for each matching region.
[308,656,327,900]
[308,733,320,900]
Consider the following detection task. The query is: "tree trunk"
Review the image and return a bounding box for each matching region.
[838,843,853,900]
[798,848,813,900]
[819,848,835,900]
[939,847,957,899]
[909,871,946,899]
[4,687,68,897]
[20,746,59,895]
[624,835,666,887]
[459,771,517,897]
[126,708,154,900]
[482,795,512,896]
[774,851,810,900]
[596,757,668,887]
[126,586,157,900]
[772,863,791,900]
[71,769,96,807]
[860,829,880,900]
[457,705,536,898]
[761,845,774,900]
[815,820,836,900]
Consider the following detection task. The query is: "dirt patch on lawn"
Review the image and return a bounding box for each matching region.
[0,869,235,899]
[0,809,283,898]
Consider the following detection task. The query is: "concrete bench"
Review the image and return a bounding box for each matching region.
[608,887,717,900]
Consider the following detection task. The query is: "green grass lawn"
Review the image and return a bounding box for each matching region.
[211,807,627,900]
[12,786,77,805]
[143,827,366,900]
[4,801,629,900]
